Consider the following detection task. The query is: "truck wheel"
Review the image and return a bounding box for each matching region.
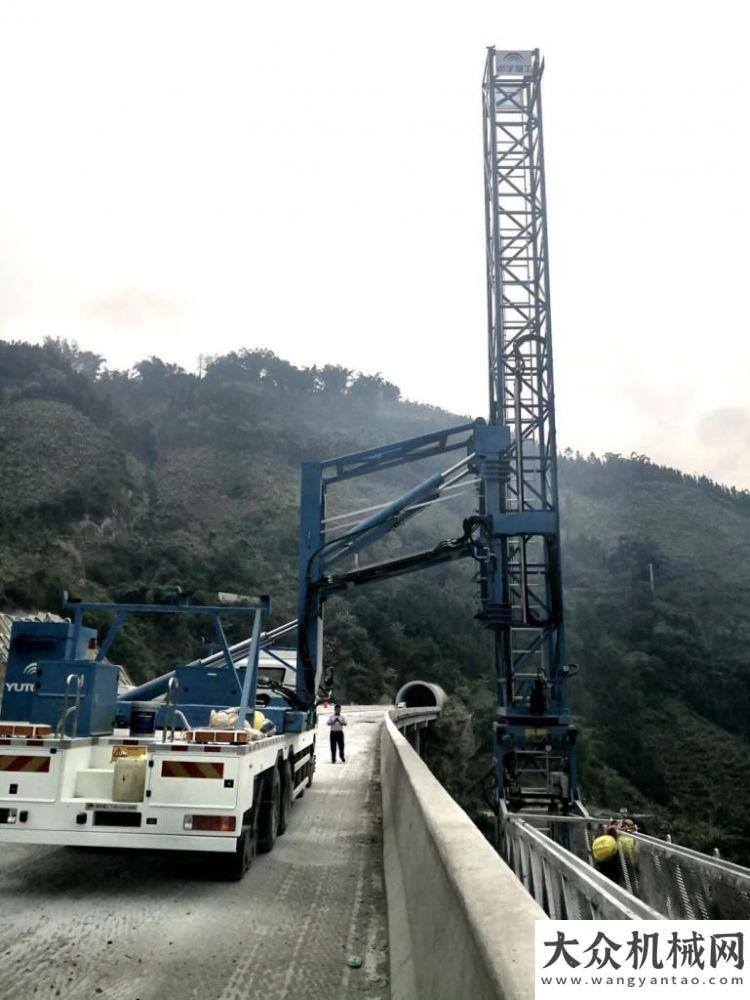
[278,760,292,836]
[258,767,281,853]
[306,753,315,788]
[220,817,256,881]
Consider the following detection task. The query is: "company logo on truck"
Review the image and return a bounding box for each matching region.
[5,664,38,692]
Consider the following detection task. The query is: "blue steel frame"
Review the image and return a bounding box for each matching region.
[63,594,270,727]
[295,424,476,706]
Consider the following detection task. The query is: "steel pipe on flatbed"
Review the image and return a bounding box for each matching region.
[196,617,299,668]
[119,618,299,702]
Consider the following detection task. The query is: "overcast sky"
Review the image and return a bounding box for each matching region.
[0,1,748,487]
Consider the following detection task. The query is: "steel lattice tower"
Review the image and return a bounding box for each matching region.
[479,48,575,811]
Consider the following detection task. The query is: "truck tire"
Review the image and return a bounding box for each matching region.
[219,813,256,881]
[306,752,315,788]
[258,766,281,853]
[278,760,292,836]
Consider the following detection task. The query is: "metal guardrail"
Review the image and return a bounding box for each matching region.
[389,707,440,755]
[501,812,750,921]
[623,832,750,920]
[386,702,750,923]
[502,815,660,919]
[389,707,441,729]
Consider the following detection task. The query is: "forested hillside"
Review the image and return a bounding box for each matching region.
[2,338,750,860]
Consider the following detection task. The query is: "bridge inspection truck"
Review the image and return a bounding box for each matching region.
[0,594,316,880]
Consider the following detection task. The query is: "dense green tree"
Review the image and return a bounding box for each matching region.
[1,339,750,859]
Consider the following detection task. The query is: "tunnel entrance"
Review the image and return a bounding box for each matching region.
[395,681,446,709]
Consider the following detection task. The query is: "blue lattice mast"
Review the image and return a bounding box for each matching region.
[479,48,576,814]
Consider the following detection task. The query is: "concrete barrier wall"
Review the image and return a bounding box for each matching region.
[381,710,546,1000]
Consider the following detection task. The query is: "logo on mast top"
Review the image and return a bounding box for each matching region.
[495,50,533,75]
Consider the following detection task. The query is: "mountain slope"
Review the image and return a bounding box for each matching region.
[1,339,749,858]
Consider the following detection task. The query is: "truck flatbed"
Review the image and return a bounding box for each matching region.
[0,724,316,876]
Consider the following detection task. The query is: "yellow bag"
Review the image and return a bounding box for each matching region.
[618,834,638,862]
[592,834,618,863]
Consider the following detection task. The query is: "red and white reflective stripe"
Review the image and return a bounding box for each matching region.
[169,742,241,753]
[0,723,51,739]
[0,754,51,773]
[184,729,249,745]
[161,760,225,779]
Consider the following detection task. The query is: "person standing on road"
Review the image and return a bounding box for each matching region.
[328,704,347,763]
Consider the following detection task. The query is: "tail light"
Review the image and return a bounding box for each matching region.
[183,814,236,832]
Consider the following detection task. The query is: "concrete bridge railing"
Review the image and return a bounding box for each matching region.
[382,707,545,1000]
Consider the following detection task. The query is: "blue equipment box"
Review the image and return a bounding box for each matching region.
[117,665,308,734]
[3,621,97,723]
[167,664,243,727]
[28,660,118,737]
[114,664,249,729]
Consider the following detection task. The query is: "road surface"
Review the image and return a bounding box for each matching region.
[0,707,389,1000]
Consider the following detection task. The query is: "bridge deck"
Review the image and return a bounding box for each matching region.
[0,707,389,1000]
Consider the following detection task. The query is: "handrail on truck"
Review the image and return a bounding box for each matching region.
[56,673,84,738]
[162,675,180,742]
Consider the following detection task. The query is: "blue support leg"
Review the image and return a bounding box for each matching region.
[297,462,325,707]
